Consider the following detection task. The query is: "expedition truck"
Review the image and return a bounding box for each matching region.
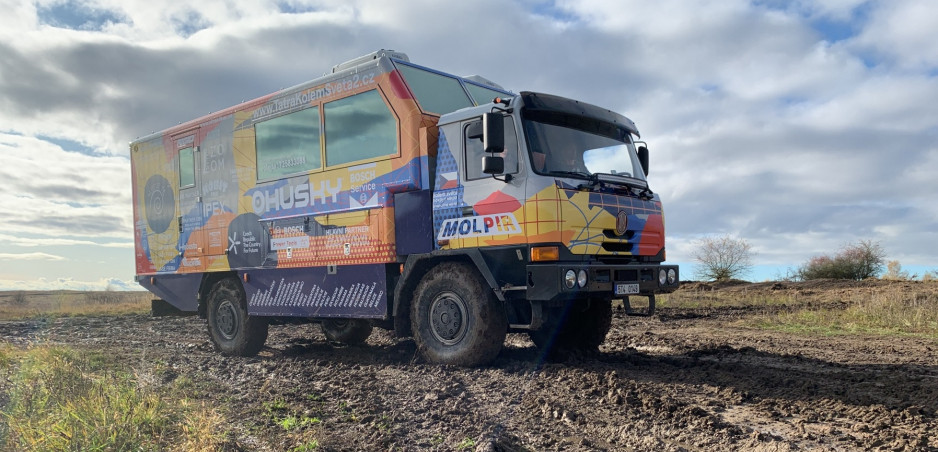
[132,49,679,366]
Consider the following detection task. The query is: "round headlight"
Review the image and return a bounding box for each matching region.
[668,268,677,285]
[659,269,668,286]
[564,269,577,289]
[577,269,588,288]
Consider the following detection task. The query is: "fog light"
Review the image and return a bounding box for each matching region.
[564,269,576,289]
[577,269,588,288]
[659,269,667,286]
[667,269,677,284]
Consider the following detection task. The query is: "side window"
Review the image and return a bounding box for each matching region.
[179,146,195,188]
[464,116,518,180]
[255,107,322,181]
[324,90,397,167]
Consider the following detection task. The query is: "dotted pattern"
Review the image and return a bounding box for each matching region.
[432,131,464,245]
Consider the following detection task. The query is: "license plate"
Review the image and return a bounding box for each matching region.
[615,283,640,295]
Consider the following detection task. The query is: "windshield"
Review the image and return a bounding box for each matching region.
[521,115,646,182]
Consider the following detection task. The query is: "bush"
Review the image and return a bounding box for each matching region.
[691,235,754,282]
[798,240,885,281]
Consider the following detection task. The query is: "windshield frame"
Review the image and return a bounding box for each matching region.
[520,109,648,189]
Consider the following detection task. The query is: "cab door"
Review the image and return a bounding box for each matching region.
[456,115,526,248]
[173,131,205,272]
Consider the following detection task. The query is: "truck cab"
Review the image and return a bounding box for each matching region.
[424,91,679,354]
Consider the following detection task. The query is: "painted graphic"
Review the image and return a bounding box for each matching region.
[437,213,521,240]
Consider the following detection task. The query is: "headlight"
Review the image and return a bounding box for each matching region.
[667,269,677,284]
[659,269,668,286]
[564,269,577,289]
[577,269,588,288]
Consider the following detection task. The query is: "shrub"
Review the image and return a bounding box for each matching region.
[691,235,754,281]
[798,239,885,280]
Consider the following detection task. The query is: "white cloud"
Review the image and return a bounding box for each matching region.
[0,252,66,261]
[0,0,936,288]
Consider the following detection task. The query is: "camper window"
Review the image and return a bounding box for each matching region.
[179,146,195,188]
[324,90,397,167]
[255,107,322,181]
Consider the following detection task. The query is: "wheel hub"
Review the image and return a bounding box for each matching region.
[428,291,468,345]
[216,300,239,340]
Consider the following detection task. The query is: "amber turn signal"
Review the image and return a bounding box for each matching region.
[531,246,560,262]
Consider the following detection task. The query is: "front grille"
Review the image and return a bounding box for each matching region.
[601,242,634,253]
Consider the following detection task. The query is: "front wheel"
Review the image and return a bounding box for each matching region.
[411,262,507,366]
[206,278,268,356]
[321,319,373,345]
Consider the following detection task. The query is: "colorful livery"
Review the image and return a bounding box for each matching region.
[132,50,679,366]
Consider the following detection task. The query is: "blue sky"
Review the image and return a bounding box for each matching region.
[0,0,936,289]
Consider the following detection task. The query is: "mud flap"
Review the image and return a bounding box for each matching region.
[624,294,655,317]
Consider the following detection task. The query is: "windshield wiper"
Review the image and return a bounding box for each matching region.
[588,172,655,200]
[547,170,593,180]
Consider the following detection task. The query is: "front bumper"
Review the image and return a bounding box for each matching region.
[526,262,679,304]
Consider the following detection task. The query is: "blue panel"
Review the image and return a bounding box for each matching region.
[394,190,433,255]
[242,265,387,318]
[138,273,202,312]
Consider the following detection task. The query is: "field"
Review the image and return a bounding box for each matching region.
[1,280,936,451]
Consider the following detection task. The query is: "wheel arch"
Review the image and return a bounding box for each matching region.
[198,271,240,318]
[392,249,503,338]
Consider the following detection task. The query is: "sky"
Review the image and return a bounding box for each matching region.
[0,0,936,290]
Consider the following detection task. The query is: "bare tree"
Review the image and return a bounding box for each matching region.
[691,235,754,281]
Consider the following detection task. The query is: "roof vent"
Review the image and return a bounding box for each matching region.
[332,49,410,73]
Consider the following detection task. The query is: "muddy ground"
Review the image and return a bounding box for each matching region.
[2,283,937,451]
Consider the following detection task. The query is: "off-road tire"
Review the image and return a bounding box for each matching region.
[529,299,612,358]
[321,319,373,345]
[411,262,507,366]
[206,278,268,356]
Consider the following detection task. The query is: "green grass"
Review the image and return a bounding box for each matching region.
[0,344,229,451]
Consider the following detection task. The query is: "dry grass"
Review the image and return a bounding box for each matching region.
[662,279,938,339]
[0,344,230,451]
[0,290,150,321]
[756,288,938,338]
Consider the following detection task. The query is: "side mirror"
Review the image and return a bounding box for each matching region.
[482,155,505,174]
[482,113,505,154]
[637,144,649,176]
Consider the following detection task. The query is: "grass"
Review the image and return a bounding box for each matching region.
[661,280,938,340]
[0,290,150,320]
[755,289,938,338]
[0,344,229,451]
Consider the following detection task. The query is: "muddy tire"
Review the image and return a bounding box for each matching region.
[321,319,373,345]
[411,262,507,366]
[206,278,268,356]
[529,299,612,358]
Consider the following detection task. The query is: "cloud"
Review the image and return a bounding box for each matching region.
[0,276,140,291]
[0,0,935,289]
[0,252,66,261]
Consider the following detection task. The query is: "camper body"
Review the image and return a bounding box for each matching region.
[132,50,679,365]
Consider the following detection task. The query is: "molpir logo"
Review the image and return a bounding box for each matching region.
[437,213,521,240]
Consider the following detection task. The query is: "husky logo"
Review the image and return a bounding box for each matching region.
[437,213,521,240]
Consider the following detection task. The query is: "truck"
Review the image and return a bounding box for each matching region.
[131,49,679,366]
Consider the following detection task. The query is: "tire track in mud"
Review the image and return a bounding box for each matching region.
[1,309,936,451]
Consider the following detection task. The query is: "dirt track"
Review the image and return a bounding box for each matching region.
[2,298,937,451]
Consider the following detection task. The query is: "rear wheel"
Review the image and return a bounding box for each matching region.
[206,278,268,356]
[321,319,373,345]
[529,299,612,358]
[411,262,507,366]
